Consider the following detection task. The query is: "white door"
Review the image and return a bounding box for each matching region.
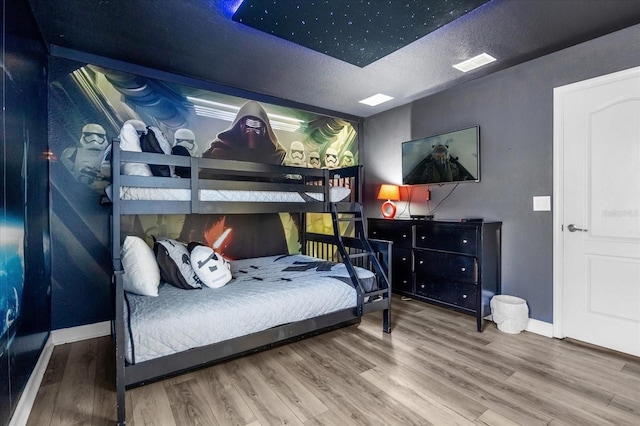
[553,67,640,357]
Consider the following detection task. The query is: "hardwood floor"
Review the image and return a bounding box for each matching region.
[27,296,640,425]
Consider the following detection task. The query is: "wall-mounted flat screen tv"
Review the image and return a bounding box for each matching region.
[402,126,480,185]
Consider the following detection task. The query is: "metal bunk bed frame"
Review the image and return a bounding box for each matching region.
[109,139,392,425]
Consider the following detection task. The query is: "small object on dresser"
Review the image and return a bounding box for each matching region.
[410,214,435,220]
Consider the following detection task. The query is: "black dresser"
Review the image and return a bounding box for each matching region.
[368,218,501,331]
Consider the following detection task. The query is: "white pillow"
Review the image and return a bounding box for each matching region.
[120,123,152,176]
[190,245,232,289]
[121,236,160,296]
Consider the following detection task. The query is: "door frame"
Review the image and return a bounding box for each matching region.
[552,66,640,340]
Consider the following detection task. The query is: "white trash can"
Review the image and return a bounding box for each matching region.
[490,295,529,334]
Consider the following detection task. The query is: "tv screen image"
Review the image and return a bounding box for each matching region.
[402,126,480,185]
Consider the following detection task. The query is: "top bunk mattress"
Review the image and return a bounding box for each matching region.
[109,185,351,203]
[124,254,375,364]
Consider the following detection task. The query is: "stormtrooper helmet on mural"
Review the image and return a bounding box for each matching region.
[308,151,321,168]
[324,147,339,169]
[79,123,108,150]
[340,150,354,167]
[174,128,198,155]
[285,141,307,166]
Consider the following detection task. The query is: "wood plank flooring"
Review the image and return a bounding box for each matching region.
[27,296,640,425]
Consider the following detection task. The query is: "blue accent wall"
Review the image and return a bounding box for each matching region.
[1,0,50,424]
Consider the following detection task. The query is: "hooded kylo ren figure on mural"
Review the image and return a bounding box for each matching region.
[202,100,286,163]
[180,101,291,259]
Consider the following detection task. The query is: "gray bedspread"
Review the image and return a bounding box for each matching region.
[124,254,375,363]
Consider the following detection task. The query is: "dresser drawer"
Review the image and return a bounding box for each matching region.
[415,279,477,311]
[392,247,413,293]
[368,220,413,248]
[414,251,477,284]
[415,223,477,254]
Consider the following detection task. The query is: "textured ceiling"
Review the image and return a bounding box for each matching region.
[232,0,491,67]
[27,0,640,118]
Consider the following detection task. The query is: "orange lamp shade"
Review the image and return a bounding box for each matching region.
[377,184,400,219]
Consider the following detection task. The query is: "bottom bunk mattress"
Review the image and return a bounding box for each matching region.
[124,254,375,364]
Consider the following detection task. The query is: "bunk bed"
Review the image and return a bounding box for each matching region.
[108,138,392,425]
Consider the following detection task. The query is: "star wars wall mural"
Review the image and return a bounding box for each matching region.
[49,57,358,328]
[0,146,25,363]
[2,21,49,422]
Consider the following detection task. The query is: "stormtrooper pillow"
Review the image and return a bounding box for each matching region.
[190,245,232,289]
[153,238,202,290]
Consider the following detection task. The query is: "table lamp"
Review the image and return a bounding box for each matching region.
[377,184,400,219]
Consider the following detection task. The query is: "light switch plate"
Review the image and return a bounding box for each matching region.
[533,196,551,211]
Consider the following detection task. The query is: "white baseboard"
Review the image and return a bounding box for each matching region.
[525,318,554,337]
[9,337,54,426]
[486,315,554,338]
[9,321,111,426]
[50,321,111,345]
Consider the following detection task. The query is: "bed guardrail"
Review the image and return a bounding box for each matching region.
[109,138,361,216]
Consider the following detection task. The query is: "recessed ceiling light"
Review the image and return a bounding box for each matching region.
[453,53,497,72]
[359,93,394,106]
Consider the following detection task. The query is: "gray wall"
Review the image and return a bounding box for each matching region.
[363,23,640,323]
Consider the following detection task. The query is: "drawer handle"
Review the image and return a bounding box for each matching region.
[462,294,468,299]
[419,260,424,264]
[461,267,466,272]
[402,234,407,238]
[420,284,425,289]
[421,236,425,240]
[462,239,468,244]
[402,257,407,261]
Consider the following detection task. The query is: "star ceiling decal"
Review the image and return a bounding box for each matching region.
[232,0,491,67]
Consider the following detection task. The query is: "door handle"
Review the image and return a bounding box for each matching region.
[567,224,588,232]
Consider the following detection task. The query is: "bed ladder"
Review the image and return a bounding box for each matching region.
[330,203,391,333]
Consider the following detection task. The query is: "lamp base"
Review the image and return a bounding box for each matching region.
[381,200,397,219]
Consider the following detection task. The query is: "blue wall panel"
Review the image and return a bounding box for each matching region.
[1,0,50,424]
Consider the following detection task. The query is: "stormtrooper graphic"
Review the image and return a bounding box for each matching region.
[340,150,355,167]
[170,128,199,177]
[174,128,198,156]
[323,147,340,169]
[284,141,307,167]
[308,151,321,169]
[60,123,110,191]
[190,244,232,289]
